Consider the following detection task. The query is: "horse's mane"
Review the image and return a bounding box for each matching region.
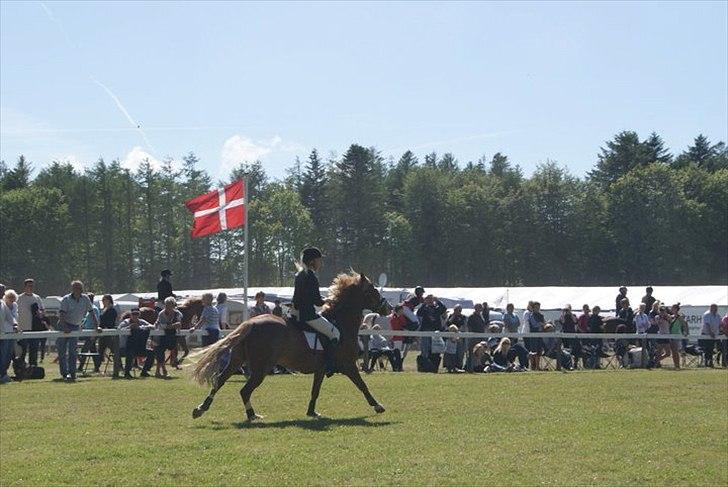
[322,271,363,313]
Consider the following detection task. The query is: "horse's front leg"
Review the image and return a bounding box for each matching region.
[341,364,385,413]
[307,369,325,418]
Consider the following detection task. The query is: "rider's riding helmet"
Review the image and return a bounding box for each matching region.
[414,286,425,296]
[301,247,324,266]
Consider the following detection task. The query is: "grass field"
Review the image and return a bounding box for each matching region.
[1,367,726,486]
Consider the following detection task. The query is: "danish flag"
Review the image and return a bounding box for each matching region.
[185,180,246,238]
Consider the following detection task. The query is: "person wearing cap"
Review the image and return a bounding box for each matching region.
[157,269,174,306]
[615,287,628,313]
[117,308,155,379]
[292,247,339,377]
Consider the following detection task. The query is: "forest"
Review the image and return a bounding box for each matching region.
[1,131,726,295]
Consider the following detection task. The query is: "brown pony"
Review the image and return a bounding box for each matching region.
[191,272,388,421]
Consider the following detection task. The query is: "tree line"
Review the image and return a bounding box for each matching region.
[0,131,726,296]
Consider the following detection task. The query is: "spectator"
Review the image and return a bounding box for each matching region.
[157,269,174,307]
[216,293,229,329]
[0,290,20,384]
[96,295,121,379]
[443,324,465,373]
[466,303,486,372]
[641,286,656,313]
[0,284,5,299]
[446,305,467,370]
[700,304,721,368]
[471,341,490,373]
[57,281,98,381]
[522,301,533,334]
[16,278,43,367]
[720,312,728,368]
[634,303,650,334]
[615,286,628,313]
[653,306,672,367]
[402,286,425,324]
[485,338,518,373]
[614,324,631,368]
[154,297,182,378]
[587,305,604,369]
[368,324,402,371]
[249,291,271,318]
[502,303,520,335]
[633,303,651,366]
[556,305,581,361]
[526,301,545,371]
[482,302,491,324]
[577,304,590,332]
[117,308,155,379]
[192,293,221,346]
[359,313,379,372]
[617,298,634,332]
[389,304,407,360]
[671,303,689,356]
[77,293,101,374]
[543,323,572,370]
[416,294,446,359]
[272,299,283,317]
[30,302,50,364]
[716,308,728,367]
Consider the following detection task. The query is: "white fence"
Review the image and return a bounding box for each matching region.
[0,329,725,341]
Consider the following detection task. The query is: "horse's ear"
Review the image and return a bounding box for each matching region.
[359,273,367,285]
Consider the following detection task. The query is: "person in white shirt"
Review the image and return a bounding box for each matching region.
[700,304,721,367]
[216,292,229,329]
[367,324,401,371]
[0,290,20,383]
[16,278,44,366]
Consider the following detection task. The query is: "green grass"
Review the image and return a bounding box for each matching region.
[1,367,727,486]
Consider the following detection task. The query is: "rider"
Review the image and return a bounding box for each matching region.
[402,286,425,325]
[292,247,339,377]
[156,269,174,311]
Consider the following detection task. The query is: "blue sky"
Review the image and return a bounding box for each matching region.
[1,1,726,181]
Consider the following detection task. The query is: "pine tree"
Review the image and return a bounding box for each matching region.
[3,155,33,190]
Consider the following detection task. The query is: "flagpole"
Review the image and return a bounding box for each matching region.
[243,176,249,323]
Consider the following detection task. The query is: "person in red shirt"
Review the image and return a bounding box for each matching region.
[389,305,408,369]
[577,304,590,332]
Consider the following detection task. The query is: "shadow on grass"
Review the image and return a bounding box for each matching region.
[233,415,398,431]
[193,415,398,431]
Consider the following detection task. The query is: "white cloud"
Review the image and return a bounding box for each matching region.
[121,146,162,172]
[221,135,278,167]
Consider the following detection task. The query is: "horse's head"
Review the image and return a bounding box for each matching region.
[358,273,390,316]
[325,271,388,318]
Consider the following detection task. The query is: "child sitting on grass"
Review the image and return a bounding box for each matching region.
[486,337,523,372]
[443,324,464,373]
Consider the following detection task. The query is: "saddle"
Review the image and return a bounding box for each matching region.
[286,316,325,353]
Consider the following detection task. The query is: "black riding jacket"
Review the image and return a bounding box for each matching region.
[293,268,324,321]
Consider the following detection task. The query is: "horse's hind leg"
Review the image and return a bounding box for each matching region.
[192,351,243,419]
[341,364,385,414]
[240,370,267,421]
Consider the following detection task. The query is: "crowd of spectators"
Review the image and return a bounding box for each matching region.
[1,280,727,383]
[357,286,728,374]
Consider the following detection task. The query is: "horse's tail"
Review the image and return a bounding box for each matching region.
[190,321,254,386]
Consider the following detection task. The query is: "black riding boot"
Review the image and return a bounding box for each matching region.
[320,336,338,377]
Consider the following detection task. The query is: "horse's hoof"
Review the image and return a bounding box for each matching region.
[307,411,322,419]
[374,404,386,414]
[192,408,203,419]
[246,414,264,422]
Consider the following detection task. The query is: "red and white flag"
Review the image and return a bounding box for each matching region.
[185,180,246,238]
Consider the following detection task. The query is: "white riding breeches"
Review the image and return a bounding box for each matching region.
[306,316,340,341]
[403,306,419,326]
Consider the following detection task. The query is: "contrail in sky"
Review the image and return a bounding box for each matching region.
[91,77,156,152]
[38,2,156,153]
